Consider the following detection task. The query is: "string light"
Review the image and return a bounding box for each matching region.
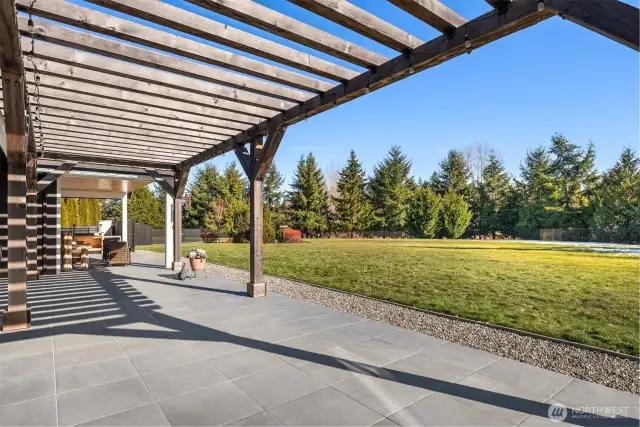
[26,0,44,148]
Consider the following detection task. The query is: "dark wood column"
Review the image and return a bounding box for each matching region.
[248,136,265,296]
[2,69,30,330]
[26,114,38,280]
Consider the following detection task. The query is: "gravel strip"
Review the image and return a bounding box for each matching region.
[143,251,639,394]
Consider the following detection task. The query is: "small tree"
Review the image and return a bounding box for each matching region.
[441,189,472,238]
[60,199,70,228]
[205,197,227,241]
[408,186,442,238]
[66,198,80,227]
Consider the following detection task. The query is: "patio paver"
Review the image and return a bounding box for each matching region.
[0,252,637,426]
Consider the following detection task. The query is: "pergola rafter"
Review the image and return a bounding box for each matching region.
[0,0,636,328]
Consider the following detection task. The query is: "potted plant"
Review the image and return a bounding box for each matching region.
[187,248,207,271]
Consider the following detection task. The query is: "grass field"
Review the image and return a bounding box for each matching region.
[139,240,639,355]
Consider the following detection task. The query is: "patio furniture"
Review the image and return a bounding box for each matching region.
[79,247,90,270]
[107,241,130,266]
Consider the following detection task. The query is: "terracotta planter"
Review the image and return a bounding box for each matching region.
[190,258,206,271]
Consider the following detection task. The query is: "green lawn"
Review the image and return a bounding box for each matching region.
[139,240,640,355]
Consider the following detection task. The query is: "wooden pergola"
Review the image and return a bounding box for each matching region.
[0,0,637,330]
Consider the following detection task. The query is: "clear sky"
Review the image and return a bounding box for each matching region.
[72,0,639,186]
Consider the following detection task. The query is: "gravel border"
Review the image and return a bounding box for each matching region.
[141,251,639,394]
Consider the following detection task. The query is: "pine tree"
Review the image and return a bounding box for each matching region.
[441,189,472,238]
[78,199,91,226]
[368,145,413,231]
[101,199,121,221]
[263,161,285,209]
[548,134,597,227]
[591,148,640,243]
[289,153,329,236]
[408,185,442,238]
[183,165,221,228]
[220,162,247,201]
[517,146,559,234]
[66,198,80,227]
[476,151,512,235]
[433,150,471,200]
[333,150,369,235]
[92,199,103,224]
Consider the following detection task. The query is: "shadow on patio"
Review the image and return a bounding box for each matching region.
[0,256,637,427]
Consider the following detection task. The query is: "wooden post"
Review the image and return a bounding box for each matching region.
[2,69,30,330]
[248,136,265,297]
[26,113,38,280]
[164,192,174,269]
[172,168,189,270]
[0,151,7,279]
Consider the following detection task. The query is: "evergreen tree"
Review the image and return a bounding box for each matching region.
[66,198,80,227]
[220,162,247,201]
[408,185,442,238]
[548,134,597,227]
[289,153,329,236]
[433,150,471,199]
[78,199,91,226]
[368,145,413,231]
[517,146,559,234]
[263,162,285,209]
[92,199,103,224]
[476,151,512,235]
[129,187,164,228]
[183,165,221,228]
[591,148,640,243]
[333,150,369,235]
[441,189,472,238]
[101,199,121,221]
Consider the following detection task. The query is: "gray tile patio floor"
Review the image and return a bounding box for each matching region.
[0,252,638,426]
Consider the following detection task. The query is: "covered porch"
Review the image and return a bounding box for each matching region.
[0,251,637,426]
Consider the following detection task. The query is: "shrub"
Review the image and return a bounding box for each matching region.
[200,230,219,243]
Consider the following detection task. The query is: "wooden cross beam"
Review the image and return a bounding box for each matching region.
[37,162,76,192]
[234,145,251,178]
[39,151,175,170]
[82,0,359,82]
[146,167,191,199]
[288,0,423,51]
[388,0,467,34]
[18,16,308,106]
[146,169,175,196]
[16,0,334,94]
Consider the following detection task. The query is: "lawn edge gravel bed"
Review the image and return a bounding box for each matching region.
[140,251,639,394]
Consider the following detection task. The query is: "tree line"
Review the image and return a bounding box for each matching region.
[102,133,639,244]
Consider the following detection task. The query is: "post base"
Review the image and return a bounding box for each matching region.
[247,282,266,297]
[2,309,31,331]
[172,261,183,271]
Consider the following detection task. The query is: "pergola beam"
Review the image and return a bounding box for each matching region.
[42,141,183,163]
[187,0,388,68]
[84,0,359,82]
[0,0,23,72]
[22,40,280,119]
[180,0,556,168]
[35,109,224,144]
[39,151,174,169]
[1,95,235,138]
[25,62,255,129]
[40,122,215,151]
[36,162,76,192]
[24,82,241,137]
[388,0,467,34]
[19,17,310,105]
[42,133,198,157]
[288,0,423,51]
[146,169,174,196]
[547,0,639,51]
[16,0,334,94]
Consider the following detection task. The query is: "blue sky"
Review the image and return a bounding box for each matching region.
[71,0,639,186]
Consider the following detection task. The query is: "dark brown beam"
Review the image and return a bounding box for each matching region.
[146,169,174,196]
[547,0,639,51]
[179,0,555,168]
[234,145,251,177]
[256,126,287,181]
[0,0,23,72]
[36,162,75,192]
[248,136,265,297]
